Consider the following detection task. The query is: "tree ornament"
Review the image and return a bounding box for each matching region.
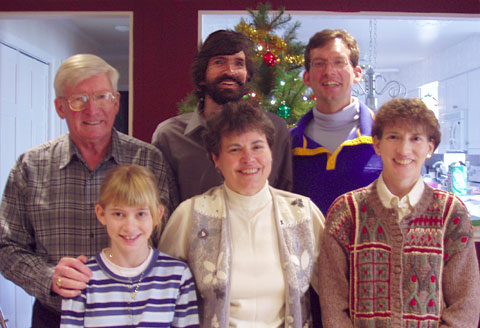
[277,103,291,118]
[179,3,315,124]
[263,51,276,66]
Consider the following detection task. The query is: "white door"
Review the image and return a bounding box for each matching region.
[0,42,49,328]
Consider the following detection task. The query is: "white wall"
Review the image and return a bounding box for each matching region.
[0,18,101,139]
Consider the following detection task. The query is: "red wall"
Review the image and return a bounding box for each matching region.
[1,0,479,141]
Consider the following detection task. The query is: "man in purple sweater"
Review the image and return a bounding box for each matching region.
[290,29,382,215]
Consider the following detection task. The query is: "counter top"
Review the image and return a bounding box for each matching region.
[459,195,480,241]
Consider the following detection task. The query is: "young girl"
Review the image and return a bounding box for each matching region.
[60,165,199,327]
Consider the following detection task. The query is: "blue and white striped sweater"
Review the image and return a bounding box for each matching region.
[61,249,199,327]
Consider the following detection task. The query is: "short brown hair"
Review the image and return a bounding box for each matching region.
[204,99,275,158]
[192,30,255,100]
[304,29,360,72]
[372,98,441,150]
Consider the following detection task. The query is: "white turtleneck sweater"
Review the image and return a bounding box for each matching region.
[305,98,360,153]
[225,182,285,328]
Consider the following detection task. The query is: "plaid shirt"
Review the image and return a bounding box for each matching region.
[0,130,178,312]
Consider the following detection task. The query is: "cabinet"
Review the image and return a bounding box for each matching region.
[437,110,466,152]
[436,73,480,154]
[445,74,468,112]
[437,76,468,152]
[467,69,480,154]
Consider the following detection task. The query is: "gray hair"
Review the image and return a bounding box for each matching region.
[54,54,119,97]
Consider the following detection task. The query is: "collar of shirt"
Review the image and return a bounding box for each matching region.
[224,180,271,215]
[376,173,425,220]
[311,97,359,131]
[184,108,207,136]
[59,129,119,169]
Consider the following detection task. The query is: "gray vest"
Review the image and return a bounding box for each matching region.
[186,185,317,327]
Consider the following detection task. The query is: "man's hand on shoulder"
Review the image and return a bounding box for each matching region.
[51,255,92,298]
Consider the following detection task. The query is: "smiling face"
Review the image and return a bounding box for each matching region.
[212,129,272,196]
[203,51,248,106]
[96,203,162,267]
[373,123,434,197]
[303,38,362,114]
[54,73,119,148]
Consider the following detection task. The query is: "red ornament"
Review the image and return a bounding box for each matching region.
[263,51,276,66]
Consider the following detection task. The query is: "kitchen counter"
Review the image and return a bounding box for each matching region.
[459,195,480,242]
[424,177,480,241]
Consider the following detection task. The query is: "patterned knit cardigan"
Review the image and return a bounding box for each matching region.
[183,185,322,328]
[319,181,480,328]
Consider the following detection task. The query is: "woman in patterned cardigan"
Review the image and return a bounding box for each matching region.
[319,98,480,327]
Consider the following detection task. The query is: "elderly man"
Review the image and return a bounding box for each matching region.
[0,54,178,327]
[152,30,292,202]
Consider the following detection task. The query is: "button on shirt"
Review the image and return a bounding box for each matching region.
[0,130,178,312]
[376,173,425,221]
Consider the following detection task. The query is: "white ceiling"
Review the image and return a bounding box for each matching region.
[200,11,480,72]
[0,12,130,57]
[63,14,130,55]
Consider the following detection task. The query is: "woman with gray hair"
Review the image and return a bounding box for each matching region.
[159,99,324,327]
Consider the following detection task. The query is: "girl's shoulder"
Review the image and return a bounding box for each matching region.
[155,250,189,268]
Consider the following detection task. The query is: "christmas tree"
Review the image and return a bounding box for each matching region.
[178,3,315,126]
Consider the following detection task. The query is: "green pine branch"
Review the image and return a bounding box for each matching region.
[247,3,291,33]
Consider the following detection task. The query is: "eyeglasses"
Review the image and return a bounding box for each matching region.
[310,59,351,71]
[61,91,116,112]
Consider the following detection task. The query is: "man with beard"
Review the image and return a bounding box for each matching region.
[152,30,292,202]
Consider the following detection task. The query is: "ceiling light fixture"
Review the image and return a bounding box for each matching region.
[353,20,406,109]
[114,25,129,32]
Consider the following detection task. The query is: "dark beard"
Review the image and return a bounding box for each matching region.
[204,76,246,105]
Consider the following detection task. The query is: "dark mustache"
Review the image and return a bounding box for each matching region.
[214,75,244,86]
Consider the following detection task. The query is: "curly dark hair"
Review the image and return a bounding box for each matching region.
[304,29,360,72]
[203,99,275,158]
[372,98,441,150]
[192,30,255,101]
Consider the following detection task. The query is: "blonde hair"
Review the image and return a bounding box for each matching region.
[98,165,163,232]
[54,54,119,97]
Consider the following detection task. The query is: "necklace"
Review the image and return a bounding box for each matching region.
[130,271,144,300]
[104,248,146,299]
